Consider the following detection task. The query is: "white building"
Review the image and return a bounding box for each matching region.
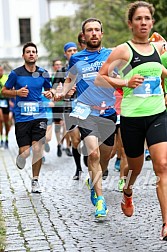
[0,0,78,70]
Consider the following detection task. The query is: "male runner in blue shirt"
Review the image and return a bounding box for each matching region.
[2,42,52,193]
[54,18,117,218]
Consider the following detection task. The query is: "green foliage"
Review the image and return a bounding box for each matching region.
[40,0,167,58]
[74,0,131,47]
[40,16,78,60]
[40,0,131,59]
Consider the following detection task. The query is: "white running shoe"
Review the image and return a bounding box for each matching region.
[31,179,42,193]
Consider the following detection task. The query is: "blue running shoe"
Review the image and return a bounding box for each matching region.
[86,178,97,206]
[145,149,151,161]
[95,196,108,218]
[114,158,120,172]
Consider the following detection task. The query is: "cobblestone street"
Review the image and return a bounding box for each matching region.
[0,125,167,251]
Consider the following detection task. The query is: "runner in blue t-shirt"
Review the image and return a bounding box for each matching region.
[2,42,52,193]
[54,18,117,219]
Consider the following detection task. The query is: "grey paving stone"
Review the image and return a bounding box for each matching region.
[1,126,167,251]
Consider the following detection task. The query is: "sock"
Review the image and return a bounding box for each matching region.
[72,147,82,175]
[124,191,132,197]
[32,176,38,181]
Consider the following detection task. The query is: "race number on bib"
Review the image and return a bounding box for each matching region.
[21,102,39,115]
[70,102,91,120]
[0,99,8,108]
[133,76,162,97]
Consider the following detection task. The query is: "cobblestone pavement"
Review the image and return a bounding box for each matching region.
[0,125,167,252]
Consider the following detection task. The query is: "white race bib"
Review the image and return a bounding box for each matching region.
[20,102,39,115]
[70,102,91,120]
[0,99,8,108]
[133,76,162,97]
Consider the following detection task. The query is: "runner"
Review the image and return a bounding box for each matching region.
[2,42,52,193]
[0,65,10,148]
[96,1,167,240]
[54,18,117,218]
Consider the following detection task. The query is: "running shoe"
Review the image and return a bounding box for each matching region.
[161,223,167,241]
[73,169,82,180]
[57,144,62,157]
[145,149,151,161]
[121,191,134,217]
[44,143,50,153]
[86,178,97,206]
[95,196,108,218]
[4,140,8,149]
[102,169,109,180]
[16,155,26,170]
[0,140,3,148]
[42,156,45,164]
[118,179,125,192]
[73,175,79,180]
[114,159,120,172]
[65,148,73,156]
[31,179,42,193]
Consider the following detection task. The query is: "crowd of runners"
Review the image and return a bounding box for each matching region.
[1,0,167,241]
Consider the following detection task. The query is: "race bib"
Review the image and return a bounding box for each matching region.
[21,102,39,115]
[70,102,91,120]
[133,76,162,97]
[0,99,8,108]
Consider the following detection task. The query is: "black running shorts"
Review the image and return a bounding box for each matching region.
[120,111,167,158]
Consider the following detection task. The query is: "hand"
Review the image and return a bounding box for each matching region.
[128,74,144,88]
[17,85,29,97]
[54,92,64,101]
[43,90,53,99]
[66,86,76,98]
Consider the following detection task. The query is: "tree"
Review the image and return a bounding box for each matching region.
[73,0,131,47]
[40,16,78,60]
[40,0,130,59]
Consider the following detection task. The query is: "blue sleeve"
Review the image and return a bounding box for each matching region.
[69,56,77,75]
[43,71,52,89]
[5,71,17,89]
[43,78,52,89]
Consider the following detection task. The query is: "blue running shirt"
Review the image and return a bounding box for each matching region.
[69,48,116,117]
[5,66,51,122]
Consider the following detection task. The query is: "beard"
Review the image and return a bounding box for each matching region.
[86,40,101,49]
[25,59,36,65]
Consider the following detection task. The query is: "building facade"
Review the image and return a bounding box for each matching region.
[0,0,78,70]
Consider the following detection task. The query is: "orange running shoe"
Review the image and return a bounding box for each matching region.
[161,224,167,241]
[121,192,134,217]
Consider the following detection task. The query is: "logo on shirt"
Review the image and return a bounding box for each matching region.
[133,57,141,63]
[84,56,89,60]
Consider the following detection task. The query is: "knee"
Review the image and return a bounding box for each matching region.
[89,149,100,162]
[32,145,42,155]
[154,159,167,175]
[20,149,30,159]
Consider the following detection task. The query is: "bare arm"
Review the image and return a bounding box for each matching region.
[95,44,144,89]
[2,86,29,97]
[53,72,77,101]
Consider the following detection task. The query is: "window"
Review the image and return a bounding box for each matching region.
[19,19,31,44]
